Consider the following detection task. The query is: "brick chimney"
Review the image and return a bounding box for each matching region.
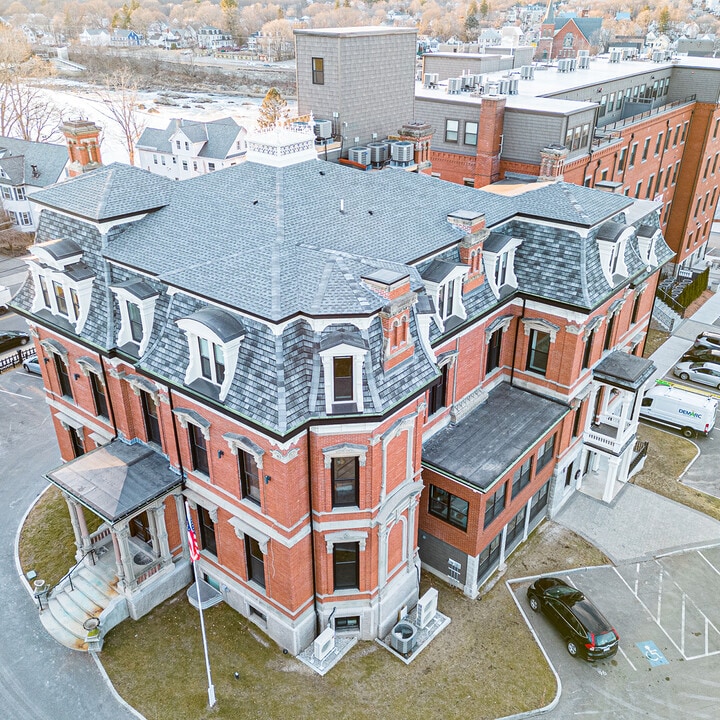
[362,269,417,371]
[450,211,489,293]
[474,96,506,187]
[538,144,569,182]
[61,119,102,177]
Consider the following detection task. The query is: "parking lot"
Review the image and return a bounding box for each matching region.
[511,547,720,718]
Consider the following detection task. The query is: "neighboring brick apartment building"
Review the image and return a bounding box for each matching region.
[294,26,720,274]
[14,123,670,656]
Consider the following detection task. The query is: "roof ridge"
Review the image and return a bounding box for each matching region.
[559,183,592,225]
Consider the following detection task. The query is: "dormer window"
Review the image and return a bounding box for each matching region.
[176,307,245,402]
[636,224,661,266]
[482,232,522,299]
[319,331,369,414]
[419,259,468,331]
[596,221,634,286]
[110,279,160,356]
[28,238,95,333]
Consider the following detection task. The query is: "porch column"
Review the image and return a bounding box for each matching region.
[115,523,136,590]
[603,456,621,503]
[174,492,189,556]
[112,532,126,589]
[150,502,172,566]
[617,391,633,440]
[63,493,85,562]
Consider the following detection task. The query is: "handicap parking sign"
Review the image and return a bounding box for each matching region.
[636,641,669,667]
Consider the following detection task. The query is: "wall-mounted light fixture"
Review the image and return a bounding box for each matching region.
[217,450,224,459]
[264,475,271,484]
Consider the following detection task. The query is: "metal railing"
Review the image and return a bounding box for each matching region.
[600,95,697,133]
[38,547,96,610]
[0,347,36,374]
[629,440,649,474]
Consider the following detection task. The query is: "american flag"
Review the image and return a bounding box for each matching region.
[186,506,201,562]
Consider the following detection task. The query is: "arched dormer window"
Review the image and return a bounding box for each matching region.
[27,238,95,333]
[636,224,661,266]
[319,330,369,415]
[419,259,468,332]
[110,279,160,356]
[176,307,245,402]
[596,221,634,286]
[482,232,523,299]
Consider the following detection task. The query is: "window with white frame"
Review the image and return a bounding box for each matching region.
[110,280,160,356]
[27,239,95,333]
[176,307,245,402]
[319,333,368,414]
[482,234,522,299]
[420,261,468,331]
[596,223,633,286]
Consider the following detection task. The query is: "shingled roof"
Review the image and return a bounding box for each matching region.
[0,136,68,189]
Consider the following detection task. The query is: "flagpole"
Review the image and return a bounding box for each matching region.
[186,501,216,707]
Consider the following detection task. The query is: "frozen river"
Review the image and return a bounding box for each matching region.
[38,80,299,164]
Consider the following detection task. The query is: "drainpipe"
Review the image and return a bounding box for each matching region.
[306,430,320,637]
[168,387,186,483]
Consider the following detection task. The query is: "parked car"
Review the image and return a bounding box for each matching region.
[682,347,720,364]
[0,330,30,352]
[22,354,41,375]
[694,331,720,350]
[673,361,720,390]
[527,577,619,661]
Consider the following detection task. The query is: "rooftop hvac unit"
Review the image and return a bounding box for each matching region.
[557,58,570,73]
[520,65,535,80]
[652,51,666,63]
[462,75,474,90]
[348,146,370,165]
[609,50,621,63]
[416,588,439,629]
[389,621,417,655]
[423,72,439,88]
[498,79,510,94]
[391,140,414,164]
[313,119,333,140]
[577,49,589,58]
[368,141,389,165]
[447,77,463,94]
[487,82,499,96]
[577,55,590,70]
[474,74,485,87]
[313,627,335,662]
[568,58,576,71]
[508,78,519,95]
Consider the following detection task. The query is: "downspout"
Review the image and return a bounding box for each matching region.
[168,387,186,484]
[306,429,320,636]
[509,298,527,387]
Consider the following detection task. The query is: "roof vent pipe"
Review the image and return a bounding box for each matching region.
[340,198,345,214]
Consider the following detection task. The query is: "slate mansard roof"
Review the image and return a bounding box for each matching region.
[19,157,672,436]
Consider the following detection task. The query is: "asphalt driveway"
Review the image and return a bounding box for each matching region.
[511,548,720,719]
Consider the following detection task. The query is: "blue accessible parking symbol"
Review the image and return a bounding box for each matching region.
[636,641,669,667]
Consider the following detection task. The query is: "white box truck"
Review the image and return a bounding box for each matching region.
[640,382,718,438]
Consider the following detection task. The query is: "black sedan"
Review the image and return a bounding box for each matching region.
[527,577,619,661]
[0,330,30,353]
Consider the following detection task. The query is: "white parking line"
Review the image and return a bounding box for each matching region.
[0,387,32,400]
[699,550,720,577]
[617,645,637,671]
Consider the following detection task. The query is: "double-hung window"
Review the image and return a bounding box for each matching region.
[198,336,225,384]
[526,330,550,375]
[141,390,161,445]
[333,542,359,590]
[484,482,507,529]
[511,457,533,498]
[428,485,469,531]
[198,506,217,556]
[486,328,502,374]
[312,57,324,84]
[189,423,209,475]
[54,354,73,401]
[428,364,448,415]
[90,372,109,419]
[239,450,261,505]
[464,121,478,145]
[332,456,359,508]
[445,119,459,143]
[333,357,353,401]
[537,435,555,471]
[245,536,265,587]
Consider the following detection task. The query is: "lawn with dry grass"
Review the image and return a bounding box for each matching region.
[634,424,720,521]
[18,486,103,587]
[98,523,606,720]
[643,328,671,358]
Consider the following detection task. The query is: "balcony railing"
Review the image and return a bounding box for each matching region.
[599,95,697,135]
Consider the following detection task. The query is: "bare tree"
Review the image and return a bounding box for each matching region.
[0,26,62,141]
[95,69,146,166]
[257,87,289,129]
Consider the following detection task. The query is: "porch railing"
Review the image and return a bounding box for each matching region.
[629,440,649,475]
[39,547,96,610]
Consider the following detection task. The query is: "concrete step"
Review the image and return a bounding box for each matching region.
[73,572,118,604]
[55,587,103,623]
[39,608,87,651]
[46,596,86,640]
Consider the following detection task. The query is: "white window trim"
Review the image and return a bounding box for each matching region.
[324,529,368,553]
[111,285,158,356]
[228,516,270,554]
[222,432,265,469]
[27,262,94,333]
[483,237,522,299]
[424,266,469,332]
[319,341,368,414]
[172,407,211,440]
[176,317,244,402]
[636,228,661,266]
[522,317,560,342]
[322,442,368,468]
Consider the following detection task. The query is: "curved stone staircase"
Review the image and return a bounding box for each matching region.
[39,559,120,652]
